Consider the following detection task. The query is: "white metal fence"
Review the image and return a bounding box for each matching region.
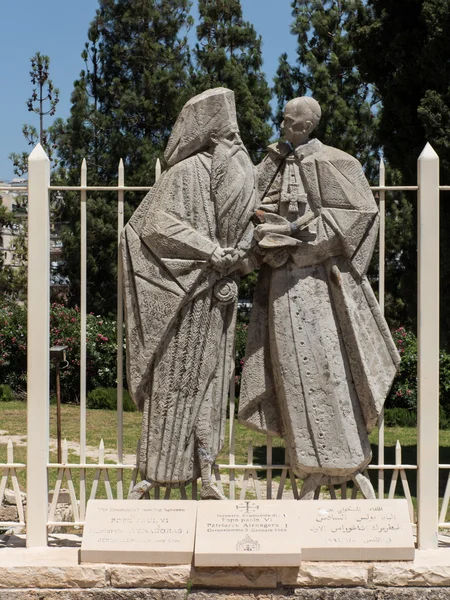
[0,142,444,551]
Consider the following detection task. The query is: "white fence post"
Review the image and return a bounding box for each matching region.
[378,158,386,500]
[79,159,87,520]
[417,143,440,550]
[26,144,50,547]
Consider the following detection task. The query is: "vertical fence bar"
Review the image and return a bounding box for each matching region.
[378,158,386,499]
[266,436,272,499]
[26,144,50,547]
[117,159,125,499]
[79,159,87,520]
[229,354,236,500]
[417,143,440,550]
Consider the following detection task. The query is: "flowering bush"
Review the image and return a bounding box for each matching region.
[0,301,123,402]
[0,301,27,392]
[387,326,450,425]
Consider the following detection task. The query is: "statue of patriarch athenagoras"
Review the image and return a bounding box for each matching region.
[122,88,257,499]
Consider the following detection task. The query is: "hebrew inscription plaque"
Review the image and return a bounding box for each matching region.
[298,499,415,561]
[195,500,302,567]
[81,499,197,564]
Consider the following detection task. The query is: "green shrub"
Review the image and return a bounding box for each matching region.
[87,387,136,412]
[384,407,417,428]
[0,384,14,402]
[234,319,248,396]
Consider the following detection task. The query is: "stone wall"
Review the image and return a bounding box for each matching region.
[2,560,450,599]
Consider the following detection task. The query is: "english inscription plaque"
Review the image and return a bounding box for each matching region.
[81,499,197,564]
[195,500,302,567]
[298,499,415,561]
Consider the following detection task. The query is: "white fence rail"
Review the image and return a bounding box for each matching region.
[0,142,443,550]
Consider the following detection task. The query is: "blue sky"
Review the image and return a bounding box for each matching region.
[0,0,297,181]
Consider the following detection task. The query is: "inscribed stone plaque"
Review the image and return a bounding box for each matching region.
[195,500,301,567]
[298,499,415,561]
[81,500,197,564]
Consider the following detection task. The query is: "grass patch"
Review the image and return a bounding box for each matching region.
[2,401,450,521]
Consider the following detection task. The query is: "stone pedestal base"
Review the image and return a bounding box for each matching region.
[1,539,450,599]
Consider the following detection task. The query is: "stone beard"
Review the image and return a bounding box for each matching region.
[122,88,256,497]
[239,137,400,492]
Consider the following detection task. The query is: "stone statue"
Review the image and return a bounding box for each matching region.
[238,97,400,499]
[122,88,257,499]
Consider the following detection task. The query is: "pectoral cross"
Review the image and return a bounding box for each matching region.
[280,158,308,218]
[281,182,308,216]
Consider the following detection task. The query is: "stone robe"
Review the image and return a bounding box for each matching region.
[123,151,256,485]
[239,139,400,481]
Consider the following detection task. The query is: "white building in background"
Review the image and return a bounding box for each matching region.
[1,178,69,294]
[0,178,28,267]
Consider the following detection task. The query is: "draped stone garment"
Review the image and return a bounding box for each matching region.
[122,151,256,485]
[239,139,400,481]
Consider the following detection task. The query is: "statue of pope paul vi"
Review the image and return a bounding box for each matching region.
[239,97,400,499]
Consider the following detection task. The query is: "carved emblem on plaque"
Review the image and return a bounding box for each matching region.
[236,501,259,513]
[236,535,260,552]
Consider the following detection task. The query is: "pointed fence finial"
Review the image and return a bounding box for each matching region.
[118,159,125,187]
[29,143,50,162]
[7,439,13,464]
[99,439,105,464]
[395,439,402,464]
[155,158,162,183]
[81,159,87,187]
[62,439,68,464]
[419,142,439,161]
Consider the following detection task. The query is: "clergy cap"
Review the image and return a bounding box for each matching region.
[165,88,239,167]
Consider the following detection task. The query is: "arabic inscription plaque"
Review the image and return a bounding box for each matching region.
[298,499,415,561]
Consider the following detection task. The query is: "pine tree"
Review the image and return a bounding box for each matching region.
[193,0,273,163]
[353,0,450,341]
[274,0,378,175]
[10,53,60,176]
[53,0,193,315]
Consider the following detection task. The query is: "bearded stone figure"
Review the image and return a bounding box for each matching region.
[238,97,400,499]
[122,88,257,499]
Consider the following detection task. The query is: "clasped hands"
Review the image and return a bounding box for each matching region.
[210,246,243,271]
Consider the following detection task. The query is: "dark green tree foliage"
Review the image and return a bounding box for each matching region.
[274,0,379,175]
[10,53,60,176]
[193,0,273,163]
[353,0,450,340]
[352,0,450,179]
[53,0,193,314]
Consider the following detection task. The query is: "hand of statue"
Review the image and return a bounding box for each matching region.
[254,214,291,242]
[210,246,239,271]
